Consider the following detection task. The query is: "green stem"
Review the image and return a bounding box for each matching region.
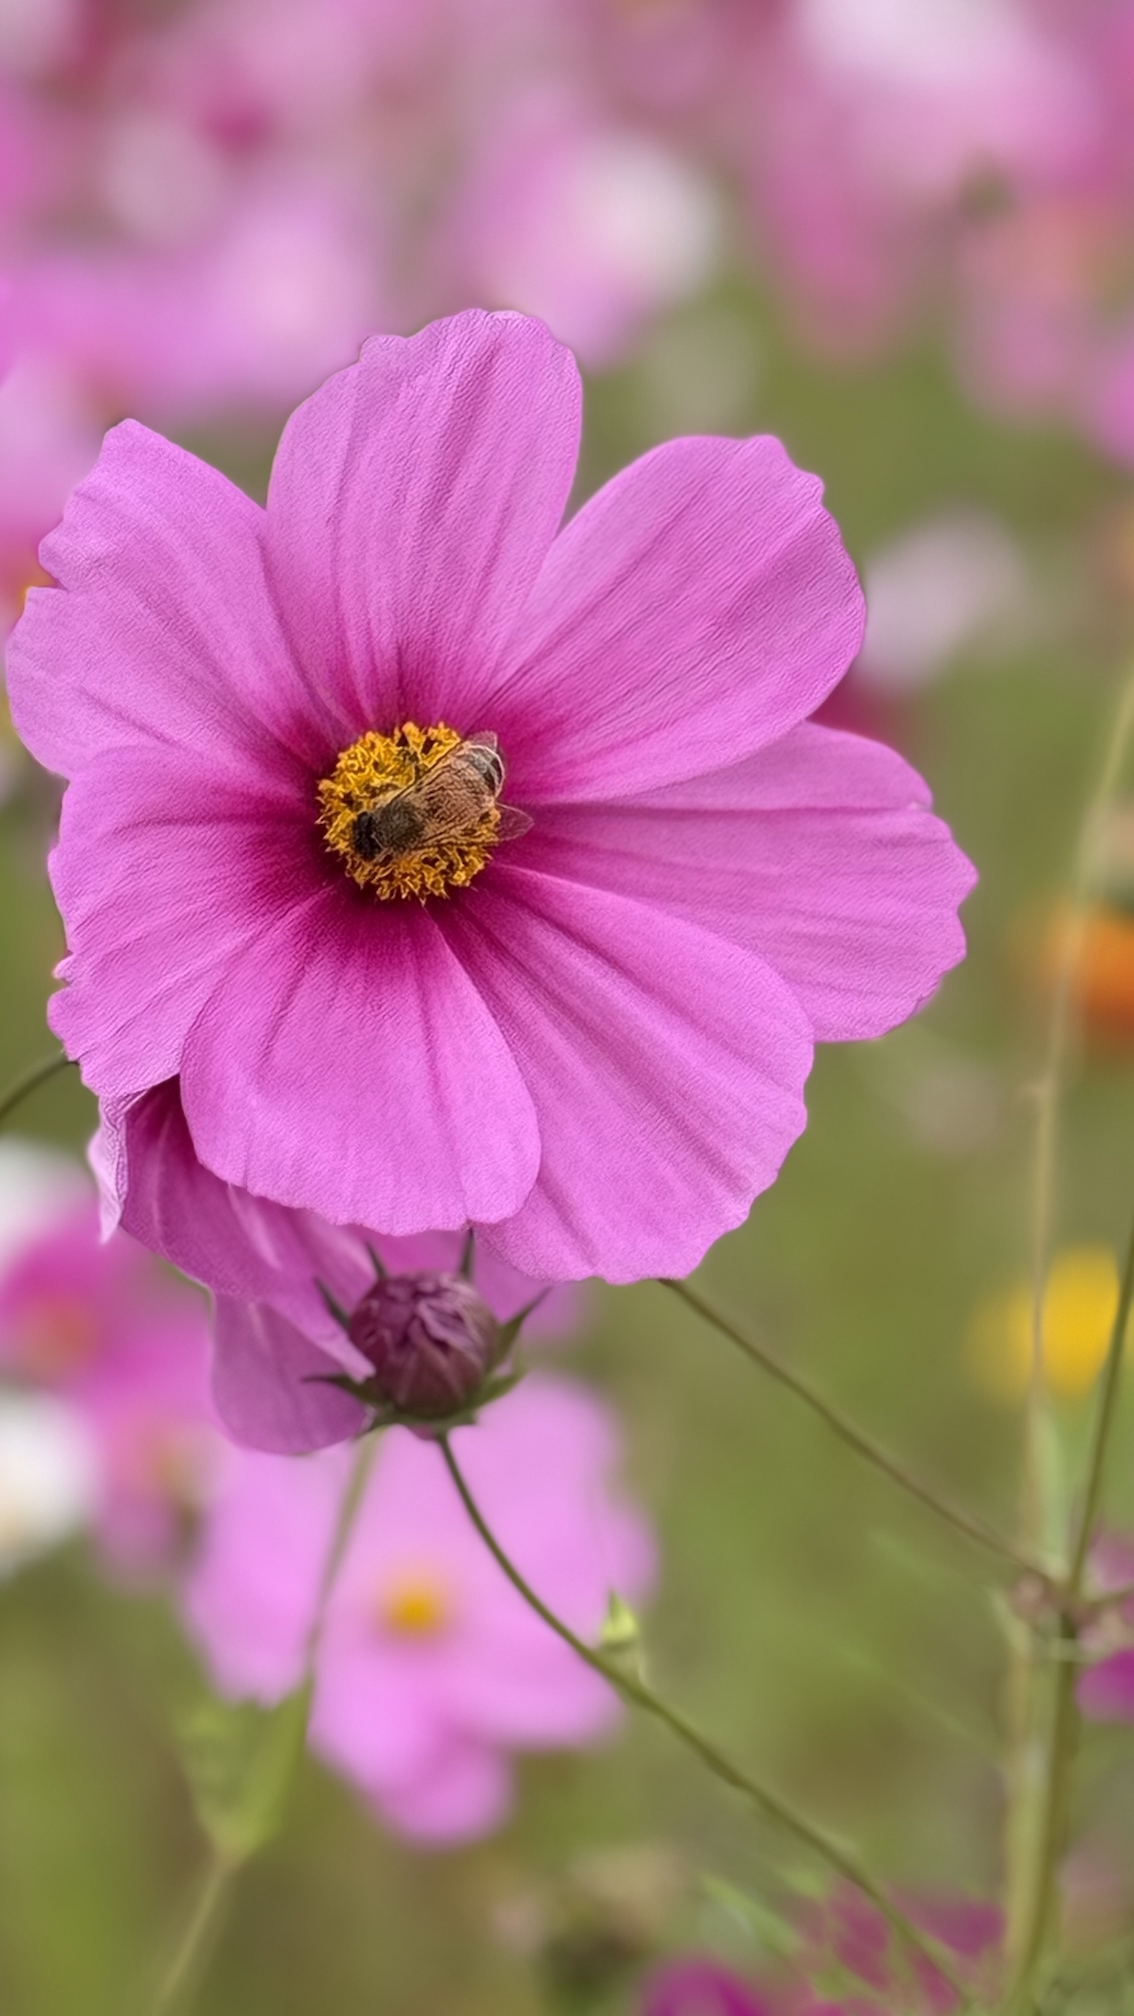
[438,1434,972,2007]
[152,1432,378,2016]
[1009,1200,1134,2007]
[664,1278,1045,1580]
[1069,1217,1134,1586]
[151,1850,235,2014]
[1006,656,1134,1976]
[304,1431,379,1671]
[1026,659,1134,1434]
[0,1050,75,1128]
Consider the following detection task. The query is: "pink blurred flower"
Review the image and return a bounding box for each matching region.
[739,0,1087,357]
[0,358,101,636]
[1077,1533,1134,1722]
[0,0,392,433]
[182,1373,654,1844]
[788,1884,1001,2016]
[9,311,973,1445]
[446,95,721,365]
[0,1149,215,1571]
[8,181,384,426]
[640,1957,770,2016]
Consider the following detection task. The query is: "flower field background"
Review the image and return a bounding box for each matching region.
[5,7,1134,2015]
[1,306,1129,2014]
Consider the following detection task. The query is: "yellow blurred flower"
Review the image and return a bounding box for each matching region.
[967,1245,1124,1401]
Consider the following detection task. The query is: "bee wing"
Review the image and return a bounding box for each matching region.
[495,804,533,842]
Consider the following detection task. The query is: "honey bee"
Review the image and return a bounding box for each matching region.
[351,732,530,862]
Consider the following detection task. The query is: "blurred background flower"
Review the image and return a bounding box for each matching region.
[182,1376,655,1844]
[965,1244,1122,1401]
[0,1138,216,1572]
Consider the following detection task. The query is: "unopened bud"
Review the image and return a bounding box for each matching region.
[347,1271,503,1419]
[598,1592,644,1681]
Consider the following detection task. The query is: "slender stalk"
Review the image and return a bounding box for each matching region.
[1006,656,1134,1974]
[151,1432,378,2016]
[438,1434,972,2006]
[151,1850,234,2014]
[304,1430,379,1671]
[1069,1215,1134,1586]
[1025,661,1134,1434]
[664,1278,1045,1580]
[0,1049,74,1127]
[1009,1200,1134,2007]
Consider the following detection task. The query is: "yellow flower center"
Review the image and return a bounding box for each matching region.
[317,721,506,901]
[376,1568,453,1639]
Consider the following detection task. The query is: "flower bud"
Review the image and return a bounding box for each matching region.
[347,1271,503,1418]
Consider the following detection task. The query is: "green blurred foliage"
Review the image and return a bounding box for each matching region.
[4,284,1134,2015]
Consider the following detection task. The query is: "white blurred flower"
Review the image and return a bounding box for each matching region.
[800,0,1032,92]
[858,510,1032,691]
[0,1138,88,1276]
[0,1391,98,1577]
[467,118,722,365]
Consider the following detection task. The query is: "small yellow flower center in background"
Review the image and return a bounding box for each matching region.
[375,1568,453,1639]
[317,721,504,901]
[967,1245,1124,1401]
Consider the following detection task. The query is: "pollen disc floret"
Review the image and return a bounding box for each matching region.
[317,720,504,900]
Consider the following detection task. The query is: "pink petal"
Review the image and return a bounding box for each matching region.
[485,435,864,803]
[99,1088,579,1398]
[311,1645,443,1789]
[105,1081,368,1313]
[367,1737,512,1845]
[180,890,540,1234]
[516,724,976,1041]
[212,1298,367,1453]
[48,749,317,1098]
[183,1446,345,1698]
[265,310,581,731]
[446,1628,621,1747]
[7,420,335,782]
[445,867,813,1280]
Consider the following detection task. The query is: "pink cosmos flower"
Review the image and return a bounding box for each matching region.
[9,312,973,1362]
[181,1374,654,1844]
[0,1154,216,1571]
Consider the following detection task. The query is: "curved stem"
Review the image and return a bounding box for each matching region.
[664,1278,1045,1580]
[438,1433,972,2007]
[304,1431,379,1671]
[1009,1199,1134,2008]
[0,1050,75,1128]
